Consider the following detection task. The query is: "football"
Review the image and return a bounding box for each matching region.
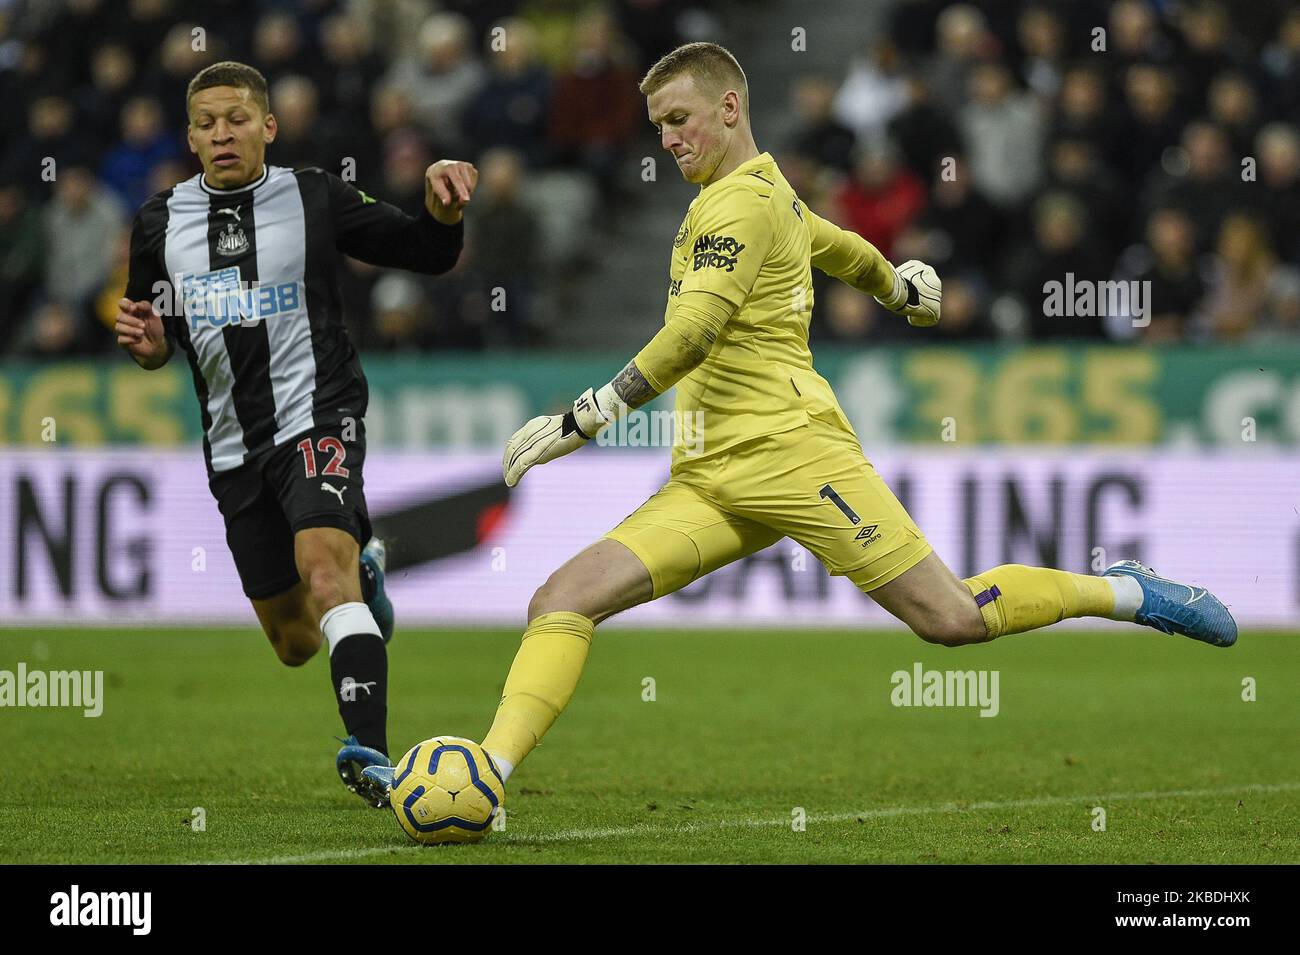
[389,736,505,845]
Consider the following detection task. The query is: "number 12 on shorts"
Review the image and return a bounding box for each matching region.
[297,435,350,479]
[819,483,861,525]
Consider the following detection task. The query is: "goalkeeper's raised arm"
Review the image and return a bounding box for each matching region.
[806,205,942,327]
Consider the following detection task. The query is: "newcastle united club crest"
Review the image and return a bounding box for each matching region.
[215,207,249,256]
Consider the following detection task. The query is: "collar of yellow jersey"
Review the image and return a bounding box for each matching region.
[704,151,774,189]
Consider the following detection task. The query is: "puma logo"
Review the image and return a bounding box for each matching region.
[339,677,376,701]
[216,207,242,222]
[320,482,347,505]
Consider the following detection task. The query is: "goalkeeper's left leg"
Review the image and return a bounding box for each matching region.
[756,417,1236,646]
[864,553,1124,644]
[865,552,1235,647]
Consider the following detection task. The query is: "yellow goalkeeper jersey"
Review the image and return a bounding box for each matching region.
[665,151,866,468]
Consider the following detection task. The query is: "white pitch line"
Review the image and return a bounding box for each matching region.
[507,781,1300,846]
[207,780,1300,865]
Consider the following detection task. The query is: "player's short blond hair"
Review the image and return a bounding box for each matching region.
[639,42,748,116]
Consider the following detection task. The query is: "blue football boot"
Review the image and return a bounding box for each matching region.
[336,735,393,808]
[1103,559,1238,647]
[360,537,394,644]
[360,764,395,798]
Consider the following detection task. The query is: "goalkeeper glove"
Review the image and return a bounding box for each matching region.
[876,259,942,326]
[502,385,619,487]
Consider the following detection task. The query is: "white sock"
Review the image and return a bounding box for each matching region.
[487,751,515,782]
[320,601,381,655]
[1104,575,1144,622]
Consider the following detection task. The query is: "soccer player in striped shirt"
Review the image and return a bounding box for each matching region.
[115,61,477,806]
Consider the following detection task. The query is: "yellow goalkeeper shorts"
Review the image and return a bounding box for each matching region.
[603,417,931,598]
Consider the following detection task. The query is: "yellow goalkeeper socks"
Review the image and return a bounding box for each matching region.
[963,565,1118,639]
[482,611,594,778]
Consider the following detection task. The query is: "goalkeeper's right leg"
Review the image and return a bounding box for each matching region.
[478,538,652,782]
[480,477,779,781]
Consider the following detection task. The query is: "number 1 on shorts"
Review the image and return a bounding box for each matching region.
[818,483,861,525]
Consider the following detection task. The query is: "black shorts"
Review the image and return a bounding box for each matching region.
[209,421,373,600]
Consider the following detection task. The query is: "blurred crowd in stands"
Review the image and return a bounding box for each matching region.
[0,0,695,355]
[789,0,1300,344]
[0,0,1297,356]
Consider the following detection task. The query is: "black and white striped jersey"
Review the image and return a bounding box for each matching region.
[125,164,462,474]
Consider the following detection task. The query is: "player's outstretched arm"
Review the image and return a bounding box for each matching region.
[327,161,476,275]
[501,290,733,487]
[805,205,942,327]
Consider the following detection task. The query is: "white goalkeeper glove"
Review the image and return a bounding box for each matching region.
[876,259,942,327]
[502,385,619,487]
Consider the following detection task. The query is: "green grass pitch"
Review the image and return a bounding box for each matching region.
[1,626,1295,864]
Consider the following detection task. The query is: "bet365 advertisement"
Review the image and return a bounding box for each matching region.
[5,344,1300,448]
[0,447,1295,628]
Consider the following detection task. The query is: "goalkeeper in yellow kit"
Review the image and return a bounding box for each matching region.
[366,42,1235,795]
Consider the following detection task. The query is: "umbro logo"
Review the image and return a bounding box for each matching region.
[855,524,882,548]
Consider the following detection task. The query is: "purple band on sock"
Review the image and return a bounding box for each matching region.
[974,584,1002,608]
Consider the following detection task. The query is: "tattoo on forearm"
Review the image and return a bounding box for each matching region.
[612,361,659,409]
